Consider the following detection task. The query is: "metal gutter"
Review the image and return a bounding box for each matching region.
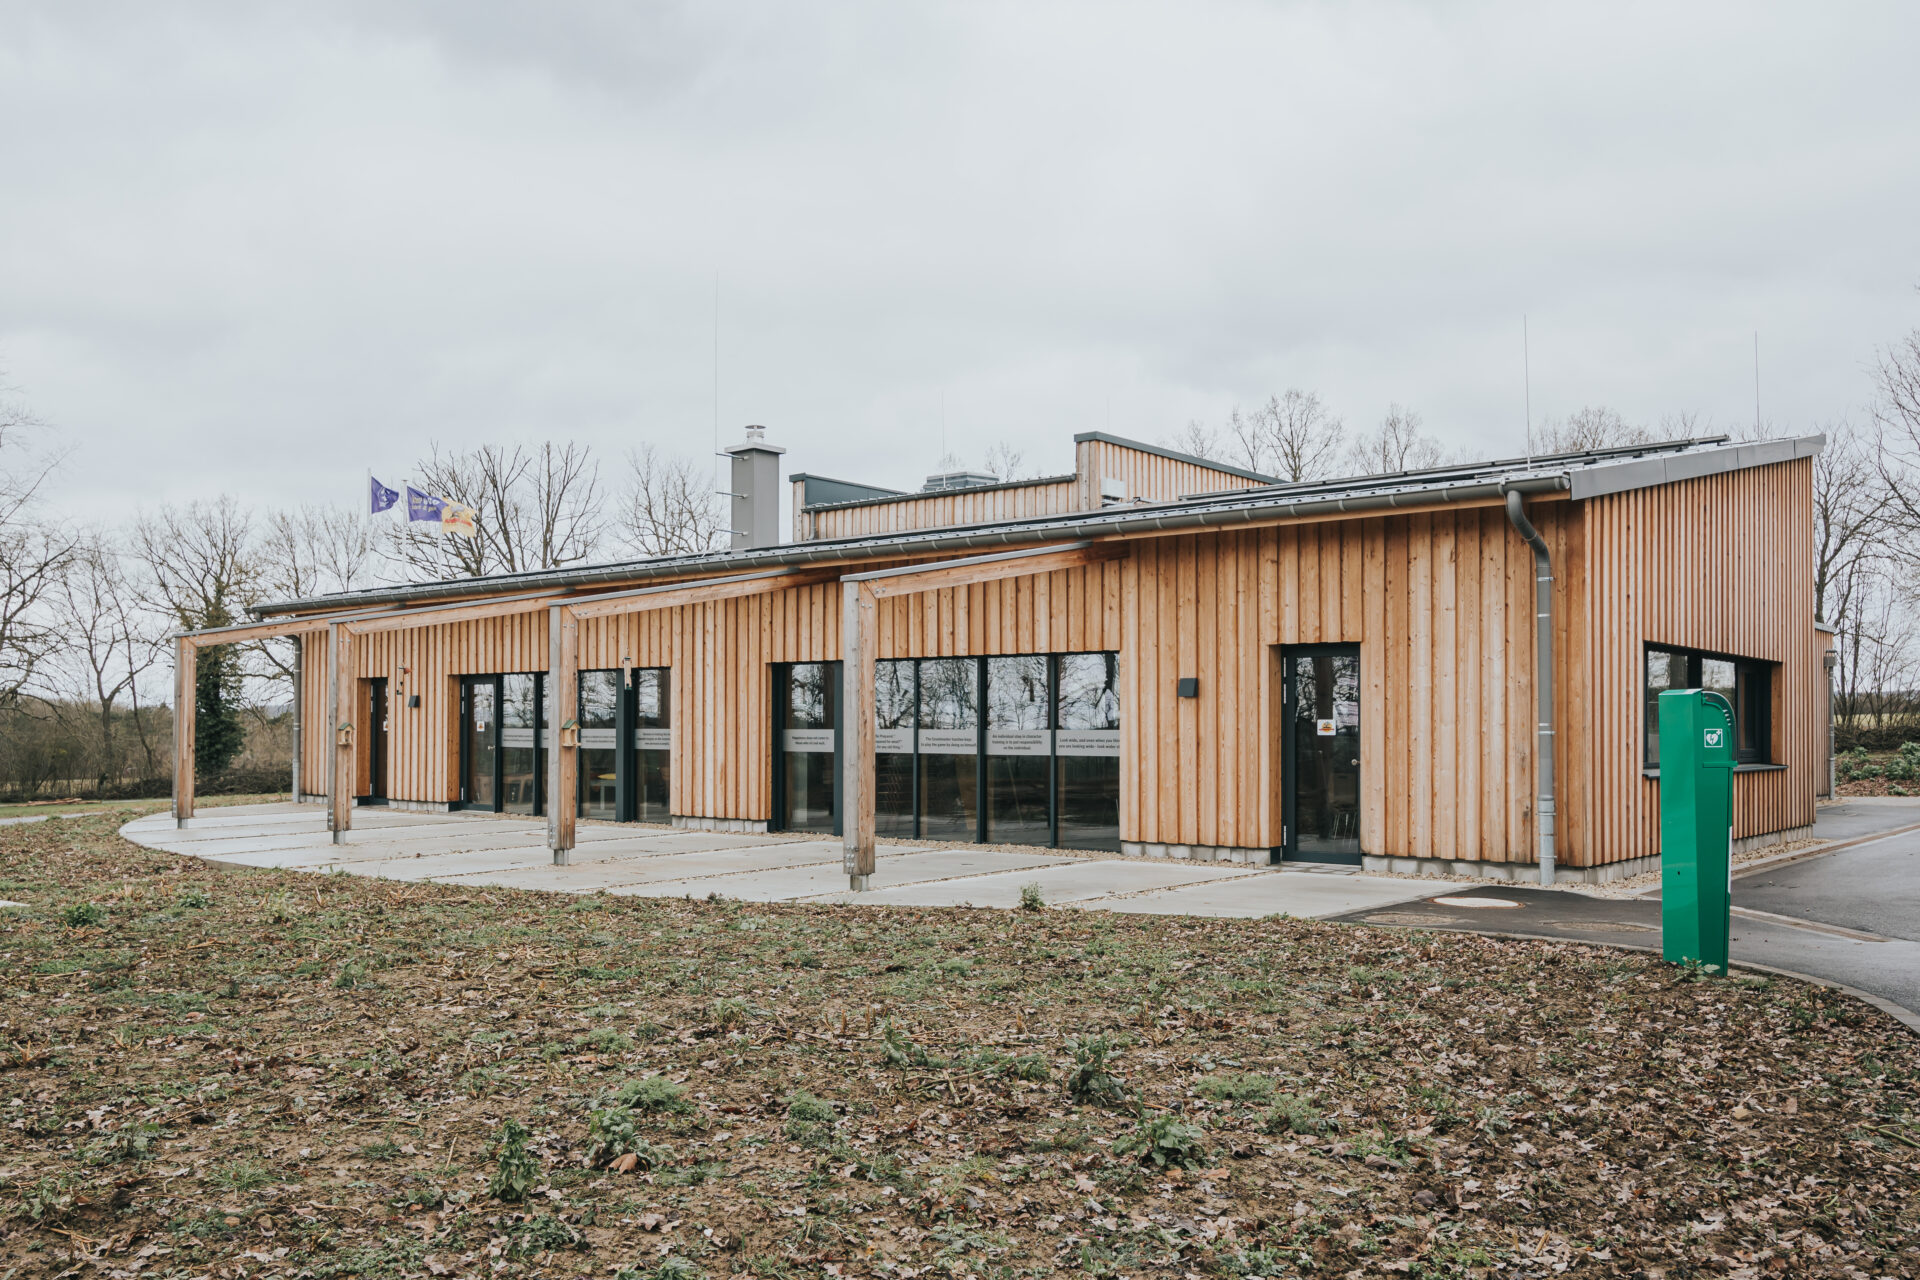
[254,473,1573,617]
[1503,489,1557,886]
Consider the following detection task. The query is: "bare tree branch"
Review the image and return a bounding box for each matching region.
[613,444,728,559]
[383,441,605,581]
[1346,403,1450,475]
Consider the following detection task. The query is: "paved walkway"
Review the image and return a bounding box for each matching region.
[1328,797,1920,1027]
[119,804,1441,920]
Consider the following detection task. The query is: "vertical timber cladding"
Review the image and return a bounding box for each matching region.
[1118,503,1583,866]
[1583,458,1819,856]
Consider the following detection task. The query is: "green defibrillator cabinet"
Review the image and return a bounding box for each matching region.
[1658,688,1735,972]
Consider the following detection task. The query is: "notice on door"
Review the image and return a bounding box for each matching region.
[633,728,670,751]
[782,729,836,753]
[986,730,1052,757]
[1056,729,1120,758]
[873,728,913,754]
[916,728,978,756]
[1315,718,1336,736]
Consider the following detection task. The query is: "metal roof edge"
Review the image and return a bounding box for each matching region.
[252,471,1570,618]
[1072,431,1278,484]
[799,473,1076,513]
[1567,434,1825,501]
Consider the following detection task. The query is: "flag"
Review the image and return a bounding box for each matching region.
[442,503,478,539]
[406,486,446,522]
[370,475,399,514]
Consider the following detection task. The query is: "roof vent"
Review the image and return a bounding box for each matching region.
[922,469,998,493]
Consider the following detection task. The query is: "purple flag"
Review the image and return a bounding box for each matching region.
[406,486,447,522]
[370,475,399,514]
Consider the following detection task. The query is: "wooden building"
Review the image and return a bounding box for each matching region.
[174,430,1829,885]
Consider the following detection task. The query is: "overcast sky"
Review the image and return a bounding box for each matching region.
[4,1,1918,525]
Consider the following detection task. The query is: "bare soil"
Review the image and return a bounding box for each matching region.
[2,810,1917,1279]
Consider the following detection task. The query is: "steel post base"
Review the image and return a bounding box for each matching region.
[848,874,871,892]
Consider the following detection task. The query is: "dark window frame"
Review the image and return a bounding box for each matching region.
[1643,644,1773,767]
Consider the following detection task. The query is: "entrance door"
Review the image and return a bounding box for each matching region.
[775,662,840,834]
[366,678,389,801]
[632,668,672,823]
[462,677,498,809]
[1280,645,1362,864]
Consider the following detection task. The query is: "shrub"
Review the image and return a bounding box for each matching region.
[879,1021,947,1069]
[489,1119,539,1202]
[608,1076,690,1114]
[1114,1114,1207,1169]
[1261,1094,1330,1136]
[60,902,106,929]
[1193,1072,1274,1104]
[708,996,752,1030]
[785,1091,836,1124]
[1018,882,1046,912]
[585,1107,672,1170]
[577,1027,634,1055]
[1065,1034,1127,1105]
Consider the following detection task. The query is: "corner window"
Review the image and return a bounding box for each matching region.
[1644,645,1772,768]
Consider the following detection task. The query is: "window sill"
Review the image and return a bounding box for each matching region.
[1642,762,1786,779]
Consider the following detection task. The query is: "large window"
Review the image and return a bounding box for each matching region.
[1644,645,1773,767]
[863,652,1120,851]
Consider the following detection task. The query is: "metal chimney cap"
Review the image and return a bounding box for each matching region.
[722,424,787,456]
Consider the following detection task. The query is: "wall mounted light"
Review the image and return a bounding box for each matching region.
[1176,677,1199,698]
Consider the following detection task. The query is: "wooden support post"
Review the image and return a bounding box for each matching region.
[547,604,579,864]
[172,637,197,828]
[289,633,303,802]
[328,622,355,844]
[841,579,877,889]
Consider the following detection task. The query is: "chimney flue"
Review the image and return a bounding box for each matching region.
[721,425,787,551]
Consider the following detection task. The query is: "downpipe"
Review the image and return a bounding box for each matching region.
[1504,490,1556,886]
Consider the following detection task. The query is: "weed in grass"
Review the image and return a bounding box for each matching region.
[1412,1084,1464,1131]
[578,1026,634,1055]
[1474,1104,1514,1137]
[1114,1114,1208,1169]
[1018,882,1046,912]
[262,890,300,924]
[586,1107,674,1170]
[1194,1071,1274,1104]
[785,1091,836,1124]
[15,1176,76,1223]
[1262,1094,1330,1136]
[617,1257,704,1280]
[489,1119,539,1202]
[333,960,375,990]
[879,1020,947,1068]
[608,1075,690,1114]
[60,902,105,929]
[709,996,752,1029]
[1066,1033,1128,1105]
[207,1161,277,1193]
[175,887,211,909]
[507,1212,587,1256]
[361,1139,403,1160]
[83,1122,160,1165]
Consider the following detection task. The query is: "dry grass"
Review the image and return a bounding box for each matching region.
[2,809,1917,1278]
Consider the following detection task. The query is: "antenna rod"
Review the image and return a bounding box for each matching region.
[1753,331,1760,434]
[1524,314,1532,464]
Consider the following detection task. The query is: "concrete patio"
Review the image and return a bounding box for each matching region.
[120,803,1442,919]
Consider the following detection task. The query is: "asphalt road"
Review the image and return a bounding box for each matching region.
[1330,797,1920,1025]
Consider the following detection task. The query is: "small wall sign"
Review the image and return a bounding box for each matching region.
[1315,718,1336,736]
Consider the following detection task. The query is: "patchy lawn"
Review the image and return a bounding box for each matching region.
[2,813,1917,1279]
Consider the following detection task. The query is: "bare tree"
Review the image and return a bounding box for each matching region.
[260,503,381,601]
[1346,404,1450,475]
[1226,390,1345,482]
[1810,420,1889,625]
[0,385,76,701]
[44,533,168,785]
[1160,419,1221,461]
[384,441,605,581]
[1531,405,1687,454]
[1873,327,1920,560]
[614,444,728,559]
[980,441,1033,482]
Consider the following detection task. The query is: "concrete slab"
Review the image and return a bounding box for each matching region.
[620,848,1071,902]
[1090,869,1437,918]
[412,842,856,890]
[818,857,1258,908]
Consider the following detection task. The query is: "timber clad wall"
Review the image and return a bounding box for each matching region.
[1582,458,1819,853]
[296,457,1818,867]
[1073,438,1269,508]
[800,481,1078,542]
[797,440,1269,541]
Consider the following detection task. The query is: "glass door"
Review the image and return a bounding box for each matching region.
[1281,645,1362,864]
[986,656,1051,845]
[874,660,917,839]
[916,657,980,840]
[462,677,498,810]
[1055,652,1120,850]
[578,670,621,820]
[633,668,671,823]
[500,673,542,815]
[777,662,840,833]
[365,677,389,801]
